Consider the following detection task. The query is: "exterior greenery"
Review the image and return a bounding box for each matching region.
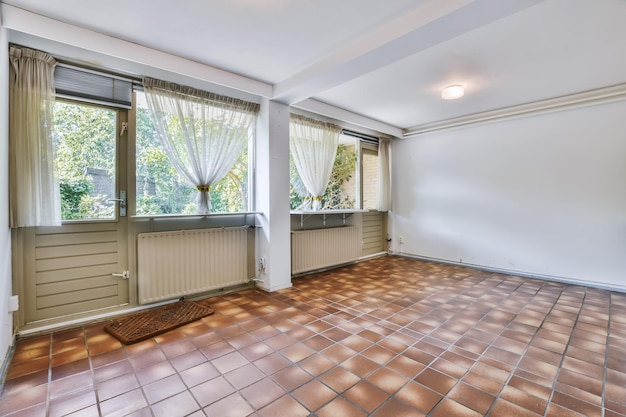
[135,104,249,215]
[53,101,116,220]
[290,143,357,210]
[53,97,357,218]
[52,99,250,221]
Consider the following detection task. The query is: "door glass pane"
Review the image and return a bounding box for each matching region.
[53,101,117,220]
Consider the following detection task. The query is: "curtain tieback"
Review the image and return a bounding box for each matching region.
[196,185,211,192]
[313,196,322,201]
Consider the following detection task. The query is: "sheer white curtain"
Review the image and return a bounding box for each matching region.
[290,114,341,210]
[377,137,391,211]
[9,46,61,227]
[143,78,259,213]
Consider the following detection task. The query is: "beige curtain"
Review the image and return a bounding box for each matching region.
[9,46,61,227]
[377,137,391,211]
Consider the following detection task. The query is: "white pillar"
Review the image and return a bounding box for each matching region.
[254,99,292,291]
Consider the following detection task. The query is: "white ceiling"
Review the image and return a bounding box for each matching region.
[2,0,626,134]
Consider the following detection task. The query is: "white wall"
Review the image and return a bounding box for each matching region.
[0,23,15,371]
[391,99,626,291]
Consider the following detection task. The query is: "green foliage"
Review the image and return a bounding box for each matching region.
[136,104,249,214]
[53,101,117,220]
[59,178,93,220]
[53,97,251,218]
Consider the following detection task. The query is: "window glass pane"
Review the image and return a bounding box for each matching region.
[290,134,357,210]
[363,148,379,210]
[135,91,248,215]
[53,101,117,220]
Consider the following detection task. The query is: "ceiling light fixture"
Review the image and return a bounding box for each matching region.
[441,85,464,100]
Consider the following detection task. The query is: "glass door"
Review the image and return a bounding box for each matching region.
[19,100,129,323]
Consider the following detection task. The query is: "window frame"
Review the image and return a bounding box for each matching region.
[289,127,381,213]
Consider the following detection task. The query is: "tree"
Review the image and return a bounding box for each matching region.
[135,102,249,214]
[53,101,117,220]
[290,144,357,210]
[53,98,253,219]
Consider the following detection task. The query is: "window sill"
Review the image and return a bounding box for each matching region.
[290,209,369,215]
[291,209,369,227]
[131,211,261,220]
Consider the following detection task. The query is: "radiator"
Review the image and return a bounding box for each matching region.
[137,227,248,304]
[291,226,360,274]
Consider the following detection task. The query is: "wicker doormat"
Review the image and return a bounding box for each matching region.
[105,300,214,344]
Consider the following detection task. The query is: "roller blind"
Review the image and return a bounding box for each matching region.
[54,64,133,108]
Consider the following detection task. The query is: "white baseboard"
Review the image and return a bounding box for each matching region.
[391,251,626,294]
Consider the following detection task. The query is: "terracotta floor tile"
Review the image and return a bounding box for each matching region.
[1,369,48,396]
[462,371,505,395]
[430,398,483,417]
[367,367,409,394]
[372,397,426,416]
[489,398,543,417]
[93,358,133,383]
[3,257,623,417]
[240,378,286,409]
[225,363,265,390]
[322,343,356,363]
[316,396,368,417]
[6,355,50,379]
[341,354,380,378]
[500,385,548,415]
[0,384,48,416]
[280,341,315,362]
[48,387,96,417]
[142,374,187,404]
[258,395,311,417]
[203,393,254,417]
[298,353,335,376]
[414,368,457,395]
[190,375,235,407]
[272,365,313,391]
[551,391,603,417]
[151,390,200,417]
[253,352,291,376]
[319,366,361,393]
[211,351,248,374]
[343,380,389,413]
[49,371,93,400]
[448,382,495,415]
[292,379,337,411]
[135,360,176,385]
[395,381,442,414]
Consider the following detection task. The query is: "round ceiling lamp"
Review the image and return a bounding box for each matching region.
[441,85,464,100]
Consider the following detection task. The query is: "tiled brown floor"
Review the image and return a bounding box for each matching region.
[1,256,625,416]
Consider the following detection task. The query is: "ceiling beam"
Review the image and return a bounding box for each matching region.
[294,99,403,138]
[273,0,546,104]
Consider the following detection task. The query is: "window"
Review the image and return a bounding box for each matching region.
[135,91,252,215]
[362,145,379,210]
[290,130,380,211]
[53,101,118,220]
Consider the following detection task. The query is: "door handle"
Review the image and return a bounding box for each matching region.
[112,271,129,279]
[107,190,126,217]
